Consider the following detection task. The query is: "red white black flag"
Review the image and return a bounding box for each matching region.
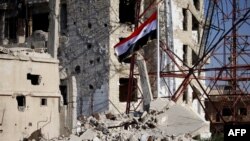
[114,12,157,62]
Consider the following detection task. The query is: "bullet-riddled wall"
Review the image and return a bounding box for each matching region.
[59,0,206,118]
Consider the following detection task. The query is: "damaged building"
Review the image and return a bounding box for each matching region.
[58,0,210,138]
[0,0,64,140]
[0,0,212,140]
[59,0,207,116]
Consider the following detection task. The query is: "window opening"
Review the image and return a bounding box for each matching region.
[119,0,136,24]
[192,15,199,30]
[59,85,68,105]
[119,78,138,102]
[16,95,25,111]
[222,107,233,116]
[182,9,188,31]
[238,107,247,116]
[27,73,41,85]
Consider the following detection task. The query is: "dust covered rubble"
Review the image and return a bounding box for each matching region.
[53,102,197,141]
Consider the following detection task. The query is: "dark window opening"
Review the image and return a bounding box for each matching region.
[5,17,17,42]
[16,95,25,111]
[60,3,67,34]
[104,23,108,27]
[192,15,199,30]
[222,107,233,116]
[119,78,138,102]
[75,65,81,74]
[32,13,49,32]
[182,9,188,31]
[59,85,68,105]
[119,0,136,24]
[216,112,220,122]
[238,108,247,116]
[41,98,47,106]
[183,45,187,65]
[193,0,200,11]
[27,73,41,85]
[192,50,199,65]
[182,89,188,102]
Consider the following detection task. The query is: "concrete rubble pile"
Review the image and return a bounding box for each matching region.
[51,99,210,141]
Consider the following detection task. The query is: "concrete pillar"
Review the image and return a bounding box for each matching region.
[0,11,5,44]
[48,0,60,58]
[68,76,77,131]
[136,54,153,111]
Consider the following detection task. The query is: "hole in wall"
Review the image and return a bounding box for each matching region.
[88,22,92,29]
[89,84,94,89]
[41,98,47,106]
[16,95,26,111]
[104,23,108,27]
[96,57,100,63]
[27,73,41,85]
[75,65,81,74]
[87,43,92,49]
[89,60,94,65]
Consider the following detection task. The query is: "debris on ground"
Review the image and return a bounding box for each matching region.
[52,99,210,141]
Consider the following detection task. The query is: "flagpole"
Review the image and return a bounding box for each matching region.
[157,2,160,97]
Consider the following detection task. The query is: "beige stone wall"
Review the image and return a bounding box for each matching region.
[0,56,59,94]
[0,54,60,140]
[0,96,60,140]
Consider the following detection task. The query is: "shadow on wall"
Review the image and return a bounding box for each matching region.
[23,128,42,141]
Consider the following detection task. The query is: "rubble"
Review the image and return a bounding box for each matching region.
[53,99,210,141]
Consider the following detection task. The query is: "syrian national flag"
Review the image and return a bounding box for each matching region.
[114,12,157,62]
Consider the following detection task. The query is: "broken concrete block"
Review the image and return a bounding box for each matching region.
[79,129,97,140]
[140,134,150,141]
[140,111,147,120]
[92,113,101,120]
[129,135,138,141]
[93,137,101,141]
[69,134,81,141]
[150,98,173,112]
[106,112,116,120]
[31,41,46,48]
[155,113,168,126]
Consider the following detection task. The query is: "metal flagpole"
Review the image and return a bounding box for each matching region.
[157,2,160,97]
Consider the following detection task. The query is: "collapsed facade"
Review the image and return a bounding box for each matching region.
[0,0,210,140]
